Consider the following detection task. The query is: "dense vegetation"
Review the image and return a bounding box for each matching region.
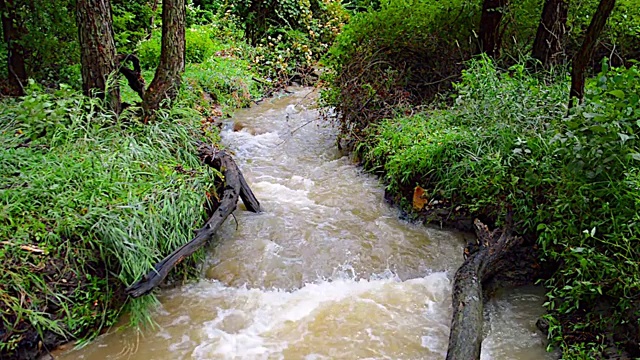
[322,0,640,357]
[0,1,345,358]
[2,0,640,358]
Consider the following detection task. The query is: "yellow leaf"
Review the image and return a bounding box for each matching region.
[412,186,428,211]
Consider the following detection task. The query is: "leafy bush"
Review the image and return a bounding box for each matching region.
[220,0,348,83]
[359,57,640,356]
[566,0,640,65]
[112,0,157,52]
[184,55,264,112]
[321,0,480,149]
[138,26,223,68]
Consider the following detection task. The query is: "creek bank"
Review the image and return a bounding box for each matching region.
[0,83,272,360]
[338,58,640,357]
[383,186,555,292]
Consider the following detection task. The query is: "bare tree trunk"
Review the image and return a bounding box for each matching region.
[0,0,27,95]
[477,0,509,57]
[569,0,616,107]
[531,0,568,68]
[142,0,185,116]
[76,0,121,113]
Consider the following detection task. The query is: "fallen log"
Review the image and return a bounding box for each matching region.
[125,144,260,298]
[446,214,522,360]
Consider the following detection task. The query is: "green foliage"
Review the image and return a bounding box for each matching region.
[21,0,80,84]
[222,0,348,83]
[567,0,640,60]
[0,81,220,355]
[185,26,219,64]
[322,0,479,147]
[112,0,157,53]
[185,56,263,112]
[138,24,250,69]
[359,57,640,356]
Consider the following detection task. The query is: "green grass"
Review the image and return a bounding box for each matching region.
[358,57,640,356]
[0,81,222,354]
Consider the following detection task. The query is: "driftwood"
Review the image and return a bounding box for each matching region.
[125,144,261,298]
[446,214,522,360]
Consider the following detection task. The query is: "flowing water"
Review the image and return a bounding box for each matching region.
[57,88,555,360]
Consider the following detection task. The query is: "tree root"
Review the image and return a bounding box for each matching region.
[125,143,260,298]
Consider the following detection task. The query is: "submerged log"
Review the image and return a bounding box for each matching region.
[125,144,260,298]
[446,214,522,360]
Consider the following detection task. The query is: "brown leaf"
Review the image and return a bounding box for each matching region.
[412,185,428,211]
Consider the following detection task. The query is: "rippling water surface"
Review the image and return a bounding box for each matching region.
[57,88,554,360]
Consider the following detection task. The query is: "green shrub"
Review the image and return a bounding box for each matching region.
[112,0,157,52]
[185,26,218,64]
[360,57,640,356]
[566,0,640,64]
[137,31,162,69]
[322,0,480,149]
[184,55,263,113]
[137,25,226,69]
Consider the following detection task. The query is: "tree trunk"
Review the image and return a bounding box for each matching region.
[531,0,568,68]
[142,0,185,116]
[569,0,616,107]
[0,0,27,95]
[76,0,121,113]
[477,0,509,57]
[446,216,522,360]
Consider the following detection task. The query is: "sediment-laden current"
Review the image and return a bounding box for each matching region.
[57,88,554,360]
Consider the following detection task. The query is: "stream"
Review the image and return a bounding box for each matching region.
[56,88,555,360]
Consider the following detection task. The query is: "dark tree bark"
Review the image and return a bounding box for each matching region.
[0,0,27,95]
[117,53,146,99]
[570,0,616,107]
[477,0,509,57]
[446,216,522,360]
[125,144,261,298]
[76,0,120,113]
[244,1,268,46]
[143,0,185,116]
[147,0,159,39]
[531,0,569,68]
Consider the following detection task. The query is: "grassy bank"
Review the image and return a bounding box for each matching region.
[0,25,264,360]
[347,57,640,357]
[0,1,349,357]
[320,0,640,355]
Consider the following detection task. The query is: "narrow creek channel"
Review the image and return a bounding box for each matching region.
[57,88,555,360]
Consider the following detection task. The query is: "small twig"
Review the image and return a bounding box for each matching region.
[231,213,239,231]
[1,241,46,254]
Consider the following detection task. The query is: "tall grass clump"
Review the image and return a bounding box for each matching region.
[0,83,219,357]
[360,57,640,357]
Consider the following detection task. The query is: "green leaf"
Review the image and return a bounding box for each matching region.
[608,89,625,99]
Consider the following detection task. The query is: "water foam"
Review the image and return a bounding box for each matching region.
[178,272,453,359]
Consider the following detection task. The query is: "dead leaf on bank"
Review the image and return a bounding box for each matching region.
[413,185,428,211]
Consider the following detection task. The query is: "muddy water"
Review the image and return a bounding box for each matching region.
[58,88,555,360]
